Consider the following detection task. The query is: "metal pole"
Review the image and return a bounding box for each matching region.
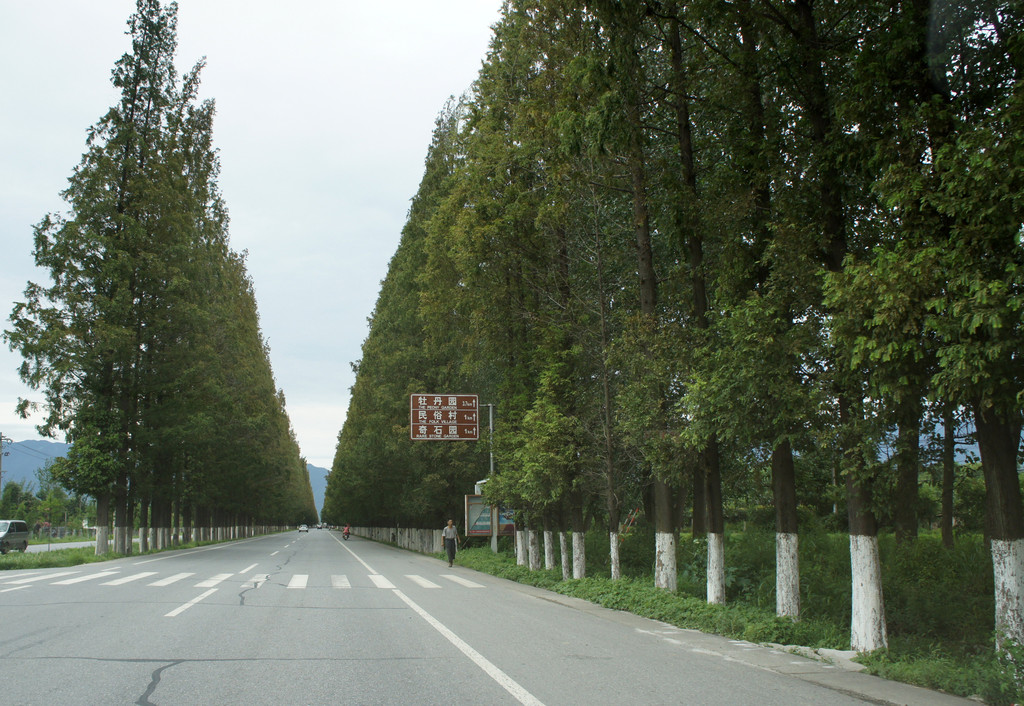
[485,404,498,553]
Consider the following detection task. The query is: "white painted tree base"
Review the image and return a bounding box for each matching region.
[609,531,621,580]
[560,532,570,580]
[572,531,586,579]
[95,526,109,555]
[544,530,556,570]
[776,532,800,619]
[992,538,1024,648]
[515,530,527,566]
[850,534,888,652]
[528,530,541,570]
[655,531,676,591]
[707,532,725,604]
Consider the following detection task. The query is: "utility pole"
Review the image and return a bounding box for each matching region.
[483,404,498,553]
[0,432,11,496]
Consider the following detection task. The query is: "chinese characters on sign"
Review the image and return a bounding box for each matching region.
[409,394,479,441]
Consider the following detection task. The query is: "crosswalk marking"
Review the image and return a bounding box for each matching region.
[53,570,120,585]
[442,575,484,588]
[7,569,485,592]
[242,574,269,589]
[102,572,158,586]
[407,575,440,588]
[3,570,79,585]
[369,574,395,589]
[148,572,194,586]
[195,572,233,588]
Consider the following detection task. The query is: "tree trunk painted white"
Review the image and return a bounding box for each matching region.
[849,534,888,652]
[139,527,149,553]
[560,532,570,580]
[572,531,586,579]
[114,525,130,555]
[654,531,676,591]
[992,538,1024,648]
[609,531,621,580]
[95,526,109,555]
[544,530,556,570]
[528,530,541,571]
[707,532,726,604]
[515,529,527,566]
[776,532,800,619]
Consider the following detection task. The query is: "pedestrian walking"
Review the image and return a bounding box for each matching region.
[442,519,459,567]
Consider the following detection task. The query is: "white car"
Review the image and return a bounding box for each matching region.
[298,524,309,532]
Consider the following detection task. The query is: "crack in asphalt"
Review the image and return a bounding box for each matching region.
[137,659,183,705]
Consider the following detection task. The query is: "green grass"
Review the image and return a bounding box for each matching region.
[454,528,1020,705]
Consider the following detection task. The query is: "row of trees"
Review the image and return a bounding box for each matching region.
[4,0,319,551]
[0,477,92,536]
[324,0,1023,652]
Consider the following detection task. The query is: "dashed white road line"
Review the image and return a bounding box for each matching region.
[165,588,218,617]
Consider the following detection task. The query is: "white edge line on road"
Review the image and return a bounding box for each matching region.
[392,589,544,706]
[165,588,218,617]
[330,532,378,574]
[133,535,266,565]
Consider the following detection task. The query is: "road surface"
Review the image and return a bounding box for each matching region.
[0,530,969,705]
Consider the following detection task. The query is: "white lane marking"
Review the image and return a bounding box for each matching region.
[102,572,158,586]
[331,575,351,588]
[133,535,264,564]
[240,563,258,574]
[330,532,377,573]
[442,575,484,588]
[195,573,233,588]
[407,575,440,588]
[53,570,120,585]
[242,574,268,589]
[1,585,29,593]
[3,570,79,584]
[270,551,279,556]
[0,571,42,584]
[148,572,194,586]
[369,574,395,589]
[287,574,308,589]
[165,588,218,617]
[393,590,544,706]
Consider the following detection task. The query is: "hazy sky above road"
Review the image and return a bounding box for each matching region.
[0,1,503,467]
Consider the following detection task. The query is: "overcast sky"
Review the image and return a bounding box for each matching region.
[0,1,504,468]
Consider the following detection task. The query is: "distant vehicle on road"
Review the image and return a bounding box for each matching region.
[298,525,309,532]
[0,520,30,554]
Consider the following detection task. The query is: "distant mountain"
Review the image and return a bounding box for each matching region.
[1,439,71,490]
[307,463,329,517]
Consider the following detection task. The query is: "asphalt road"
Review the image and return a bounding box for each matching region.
[0,530,972,705]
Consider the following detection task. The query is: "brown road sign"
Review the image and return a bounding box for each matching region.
[410,394,479,440]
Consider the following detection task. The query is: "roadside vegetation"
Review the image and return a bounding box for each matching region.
[455,527,1018,705]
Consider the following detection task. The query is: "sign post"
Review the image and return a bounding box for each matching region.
[409,394,479,441]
